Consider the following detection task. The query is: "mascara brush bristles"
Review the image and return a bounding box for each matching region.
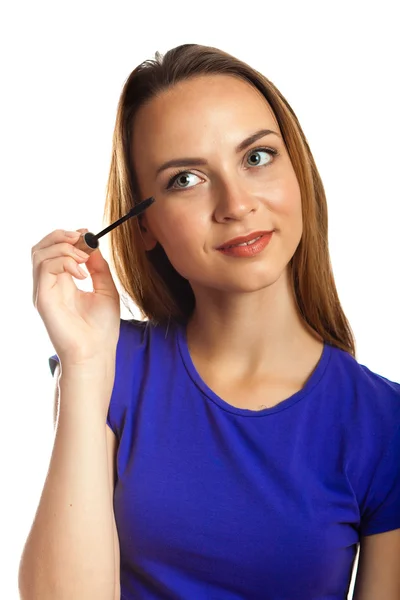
[93,196,155,241]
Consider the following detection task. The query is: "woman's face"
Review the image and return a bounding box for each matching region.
[131,74,303,295]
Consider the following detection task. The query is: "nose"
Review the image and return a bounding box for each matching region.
[213,177,259,222]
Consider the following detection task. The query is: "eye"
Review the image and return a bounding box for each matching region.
[166,171,202,191]
[165,146,278,192]
[247,147,278,167]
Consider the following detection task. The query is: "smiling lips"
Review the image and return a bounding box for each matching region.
[216,231,274,258]
[216,230,274,249]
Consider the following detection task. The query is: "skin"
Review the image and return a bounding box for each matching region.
[131,74,323,398]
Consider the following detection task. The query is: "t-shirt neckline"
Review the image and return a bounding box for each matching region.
[176,322,332,417]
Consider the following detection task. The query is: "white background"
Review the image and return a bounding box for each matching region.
[1,1,399,598]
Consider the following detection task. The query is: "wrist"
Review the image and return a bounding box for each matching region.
[59,354,116,382]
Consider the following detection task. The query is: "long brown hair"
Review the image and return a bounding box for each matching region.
[103,43,356,358]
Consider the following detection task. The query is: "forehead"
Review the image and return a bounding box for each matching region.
[131,74,279,156]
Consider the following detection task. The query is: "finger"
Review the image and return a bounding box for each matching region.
[33,255,87,308]
[32,241,89,305]
[83,246,119,297]
[31,228,89,257]
[32,241,89,272]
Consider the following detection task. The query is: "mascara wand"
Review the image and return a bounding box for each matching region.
[73,196,156,254]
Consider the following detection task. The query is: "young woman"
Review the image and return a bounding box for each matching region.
[20,44,400,600]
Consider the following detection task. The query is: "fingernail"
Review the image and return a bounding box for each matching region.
[77,266,88,278]
[74,248,89,259]
[65,231,81,237]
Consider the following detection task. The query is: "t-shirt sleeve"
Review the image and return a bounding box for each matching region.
[48,318,148,435]
[49,354,59,377]
[359,421,400,536]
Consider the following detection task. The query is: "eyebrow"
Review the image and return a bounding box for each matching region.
[155,128,280,177]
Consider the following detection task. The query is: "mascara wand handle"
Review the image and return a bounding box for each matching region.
[71,196,156,255]
[74,231,99,254]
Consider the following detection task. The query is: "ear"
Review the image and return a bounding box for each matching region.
[139,214,158,251]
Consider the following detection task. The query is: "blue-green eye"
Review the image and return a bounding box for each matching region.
[247,147,278,167]
[165,146,278,191]
[167,171,200,191]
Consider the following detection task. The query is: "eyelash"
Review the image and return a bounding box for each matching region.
[165,146,279,191]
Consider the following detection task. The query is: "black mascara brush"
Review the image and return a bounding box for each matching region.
[73,196,155,254]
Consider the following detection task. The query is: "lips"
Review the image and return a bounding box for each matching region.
[216,230,274,249]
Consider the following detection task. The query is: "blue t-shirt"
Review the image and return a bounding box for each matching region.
[49,318,400,600]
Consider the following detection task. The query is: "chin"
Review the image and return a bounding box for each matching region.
[216,269,286,294]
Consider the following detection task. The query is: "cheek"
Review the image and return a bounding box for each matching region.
[269,176,302,221]
[154,207,208,281]
[155,204,208,253]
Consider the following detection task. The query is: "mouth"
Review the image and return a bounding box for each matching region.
[216,230,274,250]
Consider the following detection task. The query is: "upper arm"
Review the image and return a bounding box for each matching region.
[353,529,400,599]
[52,364,121,600]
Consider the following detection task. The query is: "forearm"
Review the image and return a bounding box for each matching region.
[19,368,116,600]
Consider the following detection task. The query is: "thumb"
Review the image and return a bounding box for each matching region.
[84,244,119,298]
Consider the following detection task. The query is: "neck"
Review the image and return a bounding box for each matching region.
[186,267,322,381]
